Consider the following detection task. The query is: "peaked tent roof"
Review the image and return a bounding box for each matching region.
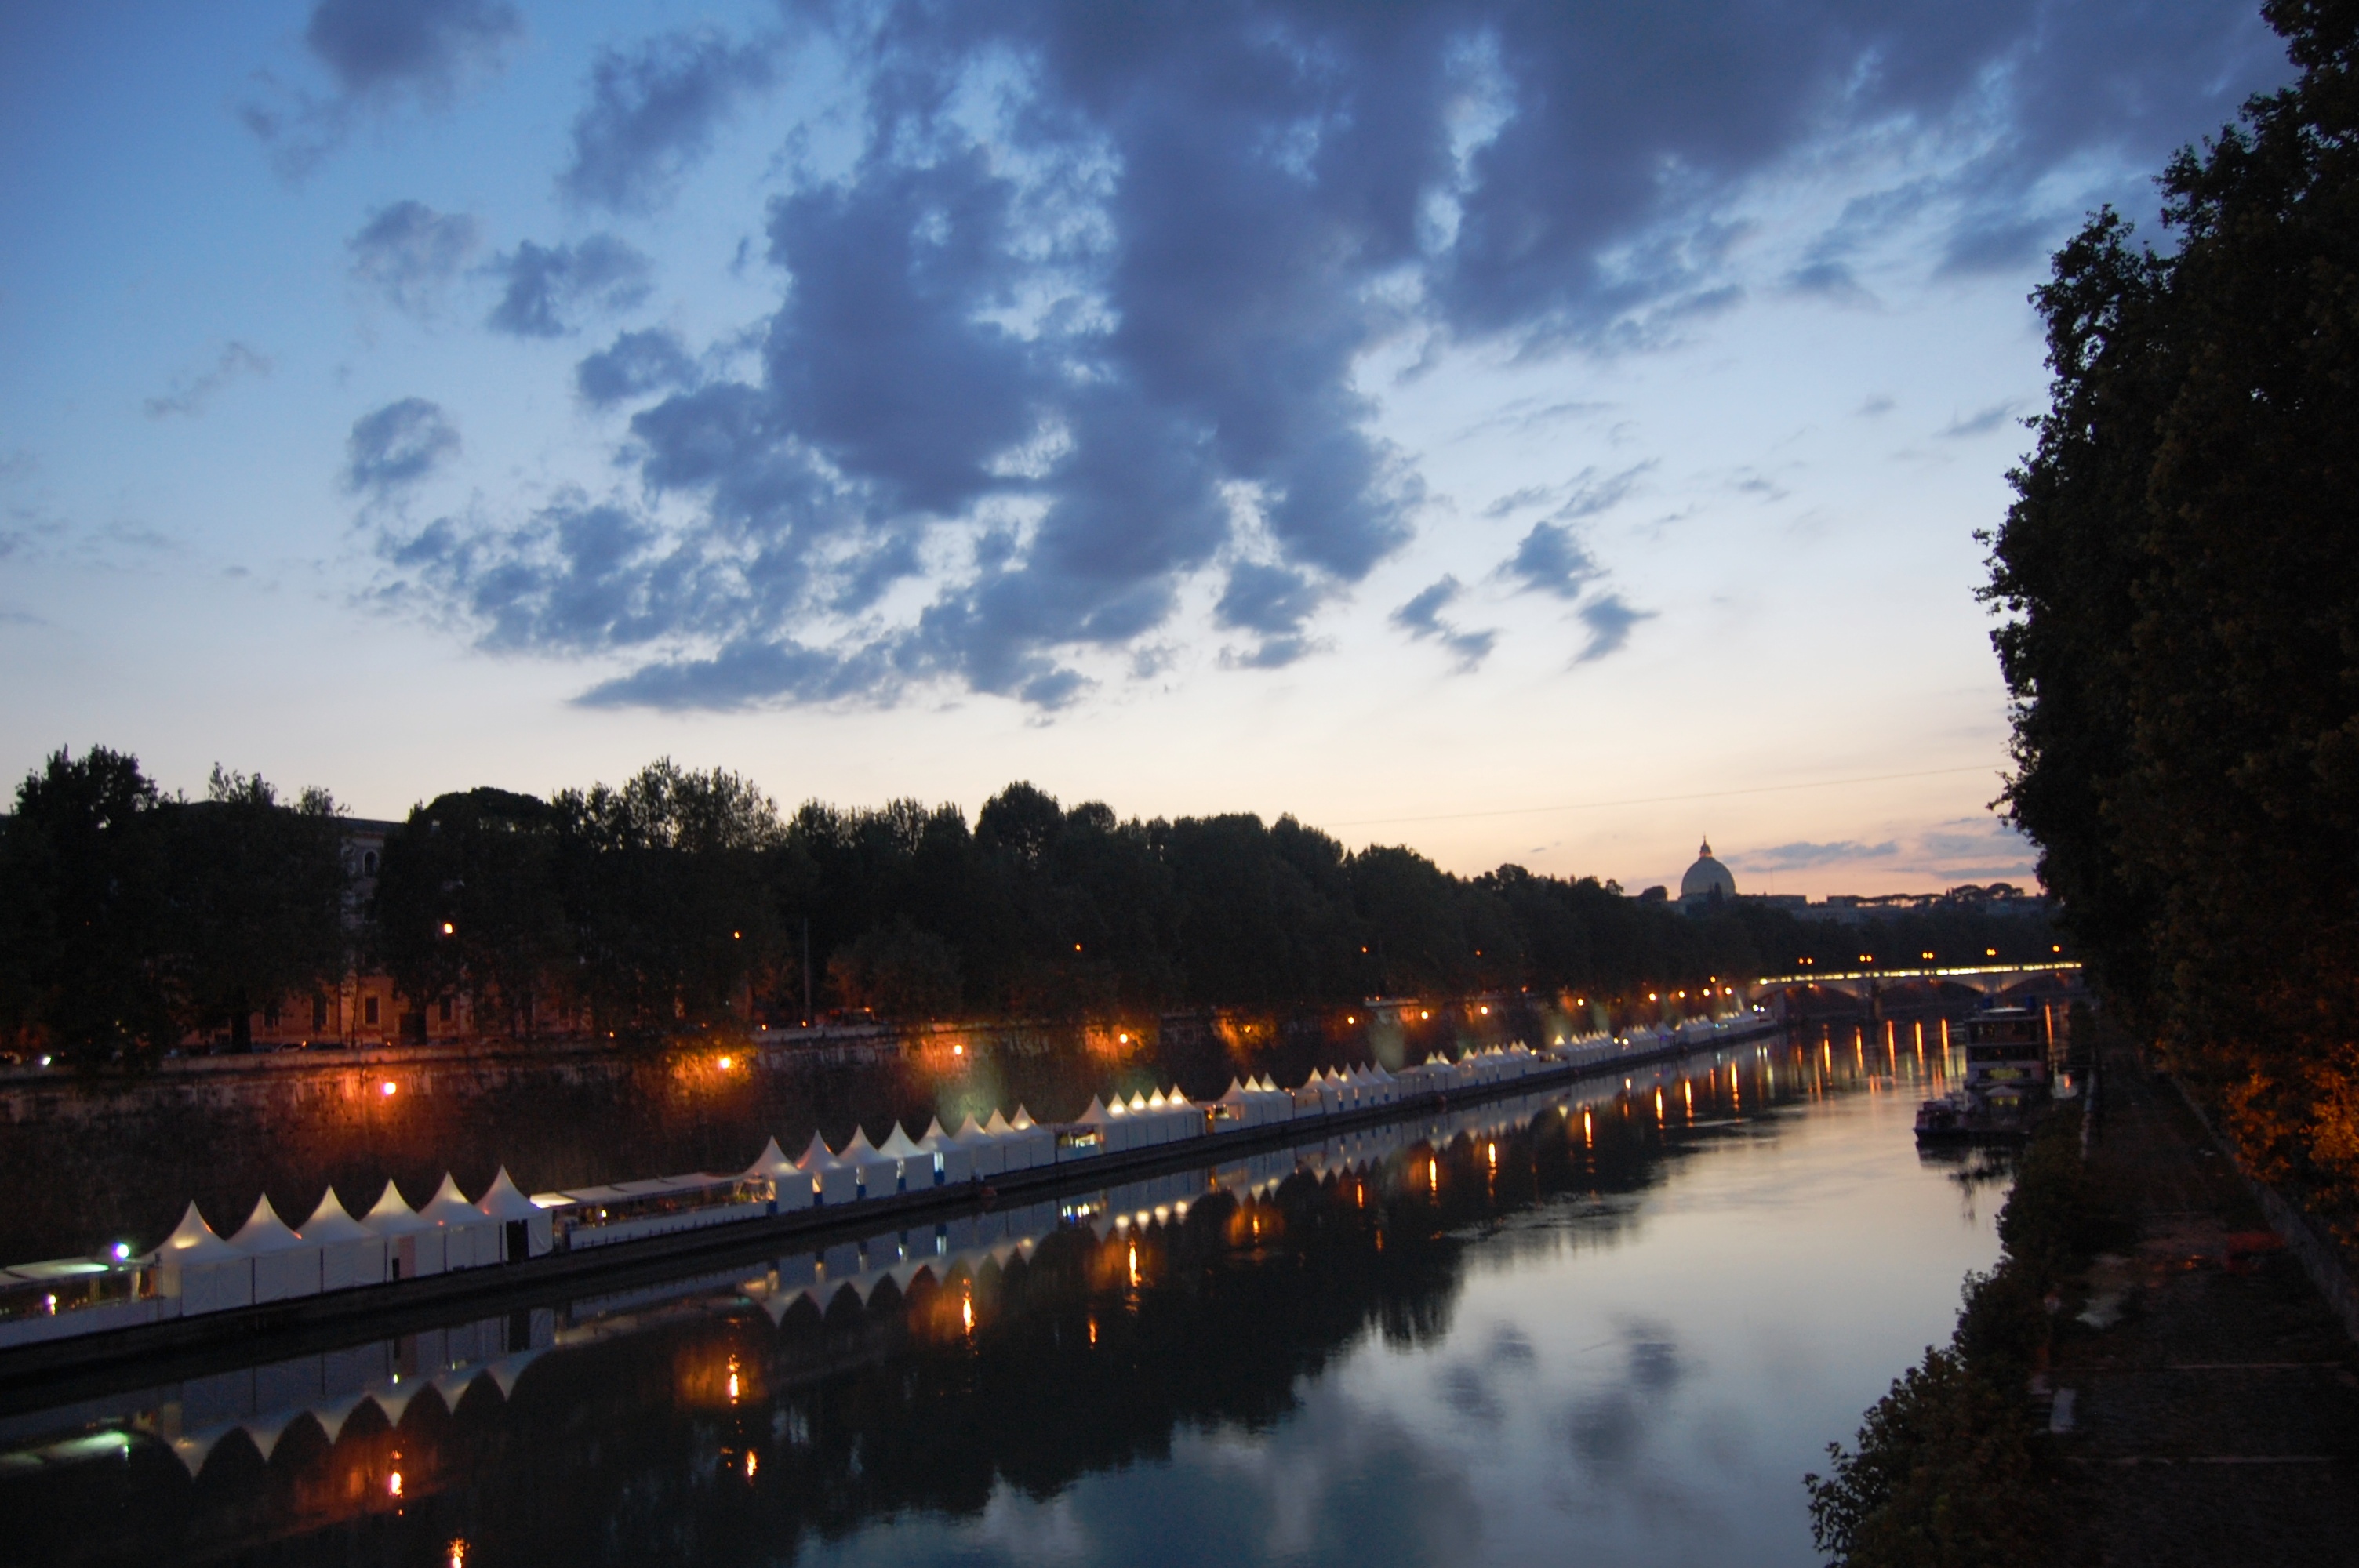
[1127,1091,1150,1112]
[476,1167,541,1221]
[919,1116,956,1149]
[878,1123,926,1160]
[795,1133,846,1170]
[231,1196,306,1254]
[984,1109,1016,1137]
[1009,1105,1038,1131]
[161,1202,242,1261]
[299,1189,373,1244]
[361,1181,432,1236]
[745,1137,796,1181]
[420,1174,489,1227]
[956,1112,998,1143]
[1075,1095,1111,1124]
[839,1126,880,1159]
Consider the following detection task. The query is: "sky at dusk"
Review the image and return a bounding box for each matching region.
[0,1,2295,896]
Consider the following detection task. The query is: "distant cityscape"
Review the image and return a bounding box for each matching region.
[1636,839,2048,923]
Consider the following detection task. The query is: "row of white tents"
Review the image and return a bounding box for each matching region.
[4,1038,1644,1348]
[145,1171,551,1323]
[5,1047,1734,1480]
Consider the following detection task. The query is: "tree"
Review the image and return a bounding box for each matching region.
[371,787,569,1037]
[1984,0,2359,1213]
[158,767,347,1051]
[0,748,176,1067]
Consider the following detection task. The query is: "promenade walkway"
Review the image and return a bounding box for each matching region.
[2052,1040,2359,1565]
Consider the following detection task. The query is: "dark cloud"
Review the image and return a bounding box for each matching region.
[1503,521,1599,601]
[561,29,778,214]
[304,0,521,100]
[1216,562,1324,644]
[144,343,271,419]
[347,201,479,312]
[1787,259,1877,306]
[344,398,459,498]
[1738,839,1901,870]
[1939,400,2025,439]
[380,0,2286,710]
[576,328,700,407]
[1392,575,1494,670]
[244,0,522,173]
[485,236,654,337]
[1575,593,1652,663]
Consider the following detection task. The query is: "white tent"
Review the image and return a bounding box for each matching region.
[231,1196,321,1303]
[1165,1088,1204,1139]
[361,1181,443,1279]
[1009,1105,1054,1167]
[838,1126,898,1200]
[475,1167,551,1259]
[985,1108,1031,1170]
[919,1117,973,1185]
[954,1112,1006,1177]
[745,1137,814,1212]
[300,1189,386,1292]
[154,1202,252,1315]
[420,1175,500,1269]
[796,1133,856,1205]
[1071,1095,1117,1158]
[877,1122,928,1193]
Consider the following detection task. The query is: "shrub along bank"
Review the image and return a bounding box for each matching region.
[1806,1105,2084,1566]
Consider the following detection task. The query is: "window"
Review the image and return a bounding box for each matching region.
[363,996,380,1027]
[313,994,329,1030]
[362,850,379,876]
[438,996,453,1024]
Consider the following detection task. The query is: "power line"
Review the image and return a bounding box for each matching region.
[1324,764,2002,829]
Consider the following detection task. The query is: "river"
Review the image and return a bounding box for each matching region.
[2,1020,2004,1566]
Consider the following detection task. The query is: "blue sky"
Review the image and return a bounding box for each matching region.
[0,1,2292,895]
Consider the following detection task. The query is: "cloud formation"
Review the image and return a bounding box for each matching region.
[344,398,459,498]
[245,0,523,173]
[144,343,272,419]
[376,0,2285,710]
[1575,593,1653,663]
[1391,576,1495,670]
[561,29,777,213]
[575,328,700,407]
[485,236,654,337]
[348,201,480,313]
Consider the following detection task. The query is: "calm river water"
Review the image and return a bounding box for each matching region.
[3,1022,2004,1567]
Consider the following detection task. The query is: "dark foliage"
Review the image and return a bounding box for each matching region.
[1982,0,2359,1220]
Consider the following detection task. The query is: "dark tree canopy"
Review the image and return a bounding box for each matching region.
[1985,0,2359,1213]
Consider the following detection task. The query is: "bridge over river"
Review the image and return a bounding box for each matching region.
[1747,959,2085,1004]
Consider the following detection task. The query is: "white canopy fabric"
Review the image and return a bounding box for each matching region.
[231,1196,305,1254]
[161,1201,241,1262]
[300,1189,387,1293]
[984,1109,1016,1136]
[233,1196,321,1302]
[361,1181,430,1235]
[476,1168,541,1222]
[359,1180,443,1279]
[1010,1105,1037,1130]
[954,1112,1006,1176]
[420,1175,499,1269]
[878,1122,926,1160]
[744,1137,796,1181]
[476,1167,551,1260]
[796,1132,857,1205]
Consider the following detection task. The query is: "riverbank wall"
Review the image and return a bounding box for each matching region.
[0,1002,1555,1264]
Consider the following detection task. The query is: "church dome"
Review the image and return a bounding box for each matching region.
[1679,839,1736,903]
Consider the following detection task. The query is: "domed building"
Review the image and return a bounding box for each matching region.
[1679,838,1736,911]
